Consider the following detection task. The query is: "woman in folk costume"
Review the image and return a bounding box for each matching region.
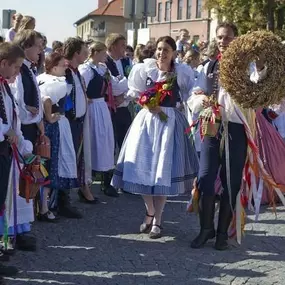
[188,22,267,250]
[112,36,199,239]
[36,52,78,221]
[79,42,127,197]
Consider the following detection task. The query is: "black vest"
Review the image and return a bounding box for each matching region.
[86,68,107,99]
[20,64,39,108]
[206,59,219,97]
[105,56,131,78]
[65,68,85,120]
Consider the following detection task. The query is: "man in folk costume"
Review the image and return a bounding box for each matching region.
[61,37,93,217]
[104,34,131,197]
[0,43,33,275]
[188,22,267,250]
[9,30,45,252]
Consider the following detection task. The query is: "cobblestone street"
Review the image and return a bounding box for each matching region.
[3,184,285,285]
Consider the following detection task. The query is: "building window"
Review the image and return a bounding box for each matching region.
[196,0,202,18]
[158,2,162,22]
[187,0,192,19]
[177,0,183,20]
[193,35,199,42]
[165,1,171,21]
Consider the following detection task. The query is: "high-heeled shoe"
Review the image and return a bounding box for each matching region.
[139,212,155,233]
[78,190,99,204]
[149,225,163,239]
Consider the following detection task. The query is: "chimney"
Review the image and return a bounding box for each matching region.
[98,0,108,8]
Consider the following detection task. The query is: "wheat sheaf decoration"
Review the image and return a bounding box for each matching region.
[219,30,285,109]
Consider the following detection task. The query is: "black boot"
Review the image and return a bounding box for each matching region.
[191,195,216,249]
[102,171,119,197]
[58,190,82,219]
[215,195,233,250]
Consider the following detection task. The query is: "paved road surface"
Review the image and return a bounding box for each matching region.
[3,184,285,285]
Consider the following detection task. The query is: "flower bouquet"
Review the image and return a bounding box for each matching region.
[138,77,176,122]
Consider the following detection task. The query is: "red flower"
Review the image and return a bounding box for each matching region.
[139,95,150,105]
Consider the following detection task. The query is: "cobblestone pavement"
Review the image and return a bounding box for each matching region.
[3,184,285,285]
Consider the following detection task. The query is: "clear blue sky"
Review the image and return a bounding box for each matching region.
[0,0,99,45]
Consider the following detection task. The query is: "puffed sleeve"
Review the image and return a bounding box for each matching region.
[270,99,285,115]
[176,63,195,102]
[79,64,93,87]
[111,74,128,96]
[126,63,147,99]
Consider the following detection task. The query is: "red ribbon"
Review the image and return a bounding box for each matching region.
[217,53,222,61]
[0,76,7,84]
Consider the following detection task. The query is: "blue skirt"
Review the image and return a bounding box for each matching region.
[112,109,199,196]
[44,121,78,190]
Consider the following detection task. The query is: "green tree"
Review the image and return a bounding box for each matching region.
[205,0,285,35]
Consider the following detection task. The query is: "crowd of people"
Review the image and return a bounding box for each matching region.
[0,11,284,278]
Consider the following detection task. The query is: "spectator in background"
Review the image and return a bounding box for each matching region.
[18,15,36,32]
[133,44,145,64]
[176,29,190,54]
[5,12,23,42]
[125,45,134,61]
[43,36,52,56]
[52,40,63,53]
[0,36,4,43]
[183,49,201,78]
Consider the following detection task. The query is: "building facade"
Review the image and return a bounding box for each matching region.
[74,0,129,42]
[147,0,211,42]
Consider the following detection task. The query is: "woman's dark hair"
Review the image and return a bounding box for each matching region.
[216,22,239,37]
[126,45,134,53]
[45,52,64,74]
[52,40,63,52]
[156,36,177,51]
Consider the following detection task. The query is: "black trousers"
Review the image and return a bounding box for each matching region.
[0,154,12,209]
[198,122,247,206]
[111,107,132,149]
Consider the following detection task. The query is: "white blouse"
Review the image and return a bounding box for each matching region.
[126,58,195,103]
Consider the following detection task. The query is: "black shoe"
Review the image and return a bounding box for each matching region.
[37,211,59,223]
[16,235,37,252]
[78,190,99,204]
[191,195,216,249]
[0,264,18,276]
[103,186,119,197]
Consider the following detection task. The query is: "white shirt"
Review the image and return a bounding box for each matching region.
[11,59,43,125]
[190,61,267,124]
[0,82,33,154]
[107,55,131,108]
[71,70,87,118]
[79,62,128,97]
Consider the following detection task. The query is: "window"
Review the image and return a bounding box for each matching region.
[196,0,202,18]
[187,0,192,19]
[177,0,183,20]
[165,1,170,21]
[158,2,162,22]
[193,35,199,42]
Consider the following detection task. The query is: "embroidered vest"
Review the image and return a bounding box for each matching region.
[206,59,219,97]
[105,56,120,77]
[20,64,39,108]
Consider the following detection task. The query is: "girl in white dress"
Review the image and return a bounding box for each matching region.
[79,42,128,197]
[112,36,199,239]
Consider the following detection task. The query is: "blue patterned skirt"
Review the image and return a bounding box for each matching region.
[44,121,78,190]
